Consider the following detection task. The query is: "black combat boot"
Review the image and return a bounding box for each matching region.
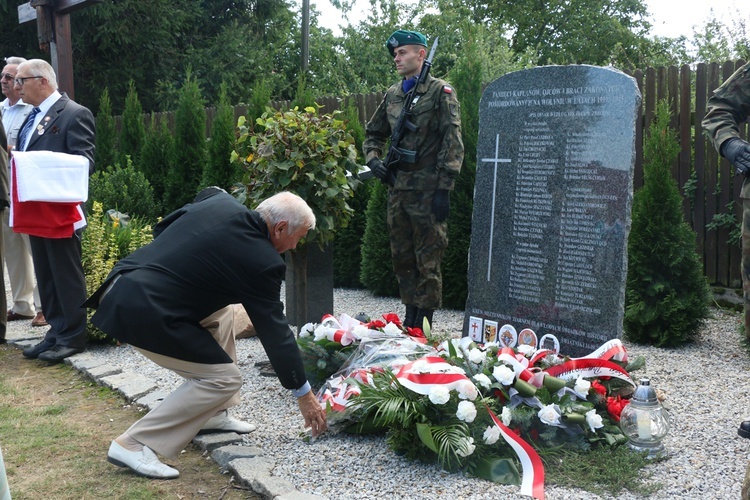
[414,308,434,331]
[404,304,418,328]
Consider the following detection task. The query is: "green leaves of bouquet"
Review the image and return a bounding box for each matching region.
[347,370,522,486]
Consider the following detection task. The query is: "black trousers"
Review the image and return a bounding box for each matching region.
[29,233,87,349]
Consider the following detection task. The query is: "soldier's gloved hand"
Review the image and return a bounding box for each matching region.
[367,157,388,181]
[721,138,750,177]
[432,189,450,222]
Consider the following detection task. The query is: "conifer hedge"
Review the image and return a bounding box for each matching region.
[624,101,710,347]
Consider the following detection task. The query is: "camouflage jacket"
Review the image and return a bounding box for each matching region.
[363,73,463,191]
[703,62,750,197]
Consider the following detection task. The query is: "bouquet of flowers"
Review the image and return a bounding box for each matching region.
[310,316,647,499]
[296,312,427,387]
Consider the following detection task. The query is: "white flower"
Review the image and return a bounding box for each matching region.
[313,324,328,341]
[585,409,604,432]
[473,373,492,390]
[501,406,512,426]
[483,425,501,445]
[468,348,486,365]
[517,344,535,356]
[457,381,479,401]
[492,365,515,386]
[316,359,327,369]
[574,376,591,398]
[458,336,474,350]
[383,322,402,335]
[299,322,315,337]
[428,385,450,405]
[455,437,476,457]
[448,339,465,358]
[352,324,370,338]
[538,404,562,426]
[456,401,477,423]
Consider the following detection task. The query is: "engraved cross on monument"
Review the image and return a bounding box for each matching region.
[480,133,511,281]
[18,0,101,99]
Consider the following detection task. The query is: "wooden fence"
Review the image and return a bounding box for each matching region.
[116,60,749,288]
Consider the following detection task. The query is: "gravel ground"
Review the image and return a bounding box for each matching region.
[5,283,750,499]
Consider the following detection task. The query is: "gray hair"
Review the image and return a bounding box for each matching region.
[256,191,316,234]
[16,59,57,90]
[4,57,27,66]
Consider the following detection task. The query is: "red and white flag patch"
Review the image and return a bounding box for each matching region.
[443,85,453,94]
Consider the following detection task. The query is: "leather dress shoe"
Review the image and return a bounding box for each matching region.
[7,310,34,321]
[0,337,6,344]
[739,421,750,439]
[31,312,48,327]
[22,340,55,359]
[200,410,256,434]
[107,441,179,479]
[37,345,84,362]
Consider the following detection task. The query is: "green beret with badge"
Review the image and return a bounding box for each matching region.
[386,30,428,56]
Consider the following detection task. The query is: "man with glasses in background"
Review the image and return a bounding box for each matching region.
[13,59,95,362]
[1,56,46,330]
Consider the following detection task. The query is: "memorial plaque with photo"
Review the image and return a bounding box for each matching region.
[462,65,640,357]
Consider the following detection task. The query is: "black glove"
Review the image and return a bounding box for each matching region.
[432,189,450,222]
[721,138,750,177]
[367,157,388,181]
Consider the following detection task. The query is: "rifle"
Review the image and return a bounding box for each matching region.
[381,36,439,186]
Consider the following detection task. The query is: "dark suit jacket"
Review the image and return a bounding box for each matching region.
[23,93,95,172]
[86,192,307,391]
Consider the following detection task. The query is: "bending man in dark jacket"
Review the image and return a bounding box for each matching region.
[85,189,327,479]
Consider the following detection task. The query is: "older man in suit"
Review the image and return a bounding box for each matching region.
[13,59,95,362]
[85,189,327,479]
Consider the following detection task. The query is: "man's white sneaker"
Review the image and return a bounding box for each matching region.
[107,441,180,479]
[200,410,256,433]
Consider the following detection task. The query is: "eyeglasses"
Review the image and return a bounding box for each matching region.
[0,73,14,81]
[14,76,42,86]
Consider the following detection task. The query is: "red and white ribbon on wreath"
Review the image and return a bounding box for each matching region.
[488,408,545,500]
[497,347,548,388]
[543,358,634,387]
[320,376,362,412]
[318,314,361,346]
[395,356,470,394]
[576,338,628,363]
[396,356,545,499]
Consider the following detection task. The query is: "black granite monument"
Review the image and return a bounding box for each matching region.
[463,65,641,357]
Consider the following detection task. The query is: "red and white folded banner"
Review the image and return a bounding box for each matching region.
[488,408,545,500]
[10,157,85,238]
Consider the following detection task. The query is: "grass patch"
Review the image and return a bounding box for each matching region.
[542,446,663,496]
[0,344,257,499]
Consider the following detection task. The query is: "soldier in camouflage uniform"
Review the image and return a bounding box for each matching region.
[363,30,464,329]
[702,62,750,440]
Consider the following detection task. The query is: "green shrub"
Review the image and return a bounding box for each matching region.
[360,180,399,297]
[89,158,159,222]
[333,100,369,288]
[201,84,240,190]
[624,101,710,347]
[119,80,145,167]
[440,38,482,310]
[95,88,118,170]
[139,113,174,204]
[165,70,207,212]
[82,201,153,341]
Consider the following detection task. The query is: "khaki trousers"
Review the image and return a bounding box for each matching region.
[2,209,39,316]
[126,306,243,457]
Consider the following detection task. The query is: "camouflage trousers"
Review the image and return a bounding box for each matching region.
[387,189,448,310]
[743,198,750,333]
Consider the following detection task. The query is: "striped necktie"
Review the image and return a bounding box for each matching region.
[17,107,41,151]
